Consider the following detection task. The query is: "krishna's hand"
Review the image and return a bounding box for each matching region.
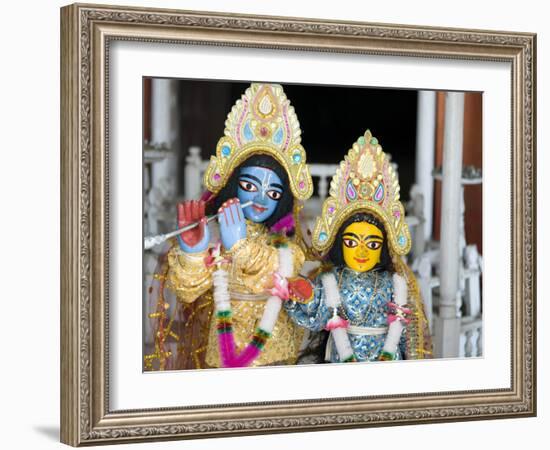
[218,198,247,251]
[176,200,210,253]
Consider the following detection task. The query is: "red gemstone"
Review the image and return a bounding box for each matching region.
[289,278,314,302]
[260,127,268,136]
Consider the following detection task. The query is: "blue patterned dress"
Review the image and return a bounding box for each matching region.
[285,267,405,362]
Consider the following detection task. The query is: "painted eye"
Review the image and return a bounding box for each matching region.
[343,239,358,248]
[366,241,382,250]
[238,180,258,192]
[267,190,282,200]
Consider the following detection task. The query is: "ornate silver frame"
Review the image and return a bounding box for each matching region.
[60,3,536,446]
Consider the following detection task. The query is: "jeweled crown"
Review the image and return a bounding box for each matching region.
[204,84,313,201]
[312,130,411,256]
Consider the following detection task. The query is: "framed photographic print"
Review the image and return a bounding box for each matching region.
[60,3,536,446]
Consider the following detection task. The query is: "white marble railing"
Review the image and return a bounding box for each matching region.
[459,316,483,357]
[414,246,483,358]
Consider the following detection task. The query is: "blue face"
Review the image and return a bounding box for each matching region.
[237,166,284,223]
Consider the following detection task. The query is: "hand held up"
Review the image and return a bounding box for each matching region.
[177,200,210,253]
[218,198,247,251]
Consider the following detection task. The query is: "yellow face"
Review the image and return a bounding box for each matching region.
[342,222,384,272]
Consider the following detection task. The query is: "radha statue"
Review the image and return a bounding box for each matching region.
[285,130,432,362]
[146,84,314,370]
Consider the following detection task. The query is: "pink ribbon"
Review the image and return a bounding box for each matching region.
[204,242,231,268]
[325,316,349,331]
[387,302,412,325]
[269,273,290,300]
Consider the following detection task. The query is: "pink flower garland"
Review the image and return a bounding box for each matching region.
[212,247,293,368]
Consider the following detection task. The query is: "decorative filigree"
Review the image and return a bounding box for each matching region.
[84,9,534,49]
[86,402,531,440]
[79,9,92,440]
[72,5,536,444]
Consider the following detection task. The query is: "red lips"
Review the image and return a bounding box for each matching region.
[252,204,267,213]
[354,258,368,264]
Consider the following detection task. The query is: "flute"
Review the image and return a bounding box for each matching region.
[144,200,253,250]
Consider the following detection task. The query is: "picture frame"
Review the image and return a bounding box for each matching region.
[60,2,536,446]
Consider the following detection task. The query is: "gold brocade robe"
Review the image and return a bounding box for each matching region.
[165,223,305,368]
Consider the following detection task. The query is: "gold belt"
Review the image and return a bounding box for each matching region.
[229,291,269,301]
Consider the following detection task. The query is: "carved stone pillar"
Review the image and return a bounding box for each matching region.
[415,90,437,241]
[144,79,180,347]
[149,78,180,234]
[433,92,464,358]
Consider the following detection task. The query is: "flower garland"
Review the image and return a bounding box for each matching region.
[321,273,356,362]
[211,244,294,368]
[380,273,411,360]
[322,271,410,362]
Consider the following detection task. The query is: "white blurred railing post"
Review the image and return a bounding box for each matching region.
[415,254,434,333]
[459,318,483,357]
[409,185,426,261]
[318,175,328,200]
[433,92,464,358]
[415,90,436,241]
[184,146,203,200]
[476,327,483,356]
[464,244,482,318]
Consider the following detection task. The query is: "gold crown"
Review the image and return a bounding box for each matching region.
[204,84,313,201]
[312,129,411,256]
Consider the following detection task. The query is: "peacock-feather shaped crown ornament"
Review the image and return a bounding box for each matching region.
[204,84,313,201]
[312,129,412,256]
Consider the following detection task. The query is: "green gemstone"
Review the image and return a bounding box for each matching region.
[358,136,365,145]
[370,137,378,145]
